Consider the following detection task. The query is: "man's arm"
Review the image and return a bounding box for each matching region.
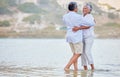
[72,26,90,32]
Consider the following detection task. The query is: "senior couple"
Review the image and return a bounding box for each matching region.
[63,2,95,71]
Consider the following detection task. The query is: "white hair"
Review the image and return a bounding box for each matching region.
[84,3,93,12]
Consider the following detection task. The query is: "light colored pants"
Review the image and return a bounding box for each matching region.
[81,37,94,66]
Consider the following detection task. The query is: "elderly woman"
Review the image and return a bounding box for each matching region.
[73,3,95,70]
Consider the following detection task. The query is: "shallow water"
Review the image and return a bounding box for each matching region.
[0,39,120,77]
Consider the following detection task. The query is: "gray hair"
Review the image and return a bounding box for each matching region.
[84,3,92,12]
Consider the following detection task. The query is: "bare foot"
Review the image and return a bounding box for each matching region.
[64,68,69,71]
[74,69,78,71]
[91,67,95,71]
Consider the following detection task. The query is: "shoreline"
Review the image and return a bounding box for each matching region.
[0,24,120,39]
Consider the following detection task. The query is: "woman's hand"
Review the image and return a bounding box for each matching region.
[72,26,80,32]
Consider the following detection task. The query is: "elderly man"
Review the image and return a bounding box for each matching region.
[63,2,83,71]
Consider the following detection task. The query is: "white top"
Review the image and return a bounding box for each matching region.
[81,14,95,38]
[63,11,83,43]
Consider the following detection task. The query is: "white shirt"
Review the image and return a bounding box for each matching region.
[81,14,95,38]
[63,11,83,43]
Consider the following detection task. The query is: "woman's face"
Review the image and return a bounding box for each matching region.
[83,6,90,15]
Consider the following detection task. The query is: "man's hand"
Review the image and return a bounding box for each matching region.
[72,26,80,32]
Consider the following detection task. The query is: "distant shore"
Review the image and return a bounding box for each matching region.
[0,24,120,39]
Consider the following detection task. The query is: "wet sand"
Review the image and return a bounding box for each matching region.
[0,64,95,77]
[0,64,119,77]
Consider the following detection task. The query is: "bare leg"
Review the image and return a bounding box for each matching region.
[83,66,88,70]
[90,64,94,70]
[74,54,81,71]
[64,54,80,71]
[64,55,74,71]
[73,53,78,71]
[73,60,78,71]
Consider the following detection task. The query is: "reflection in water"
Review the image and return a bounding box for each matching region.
[81,71,94,77]
[65,70,94,77]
